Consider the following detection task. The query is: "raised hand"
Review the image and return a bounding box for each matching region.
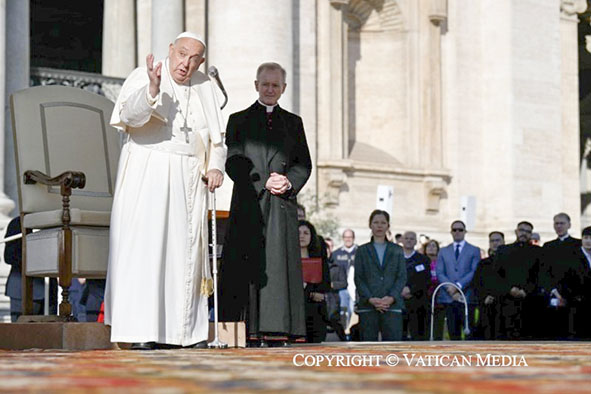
[146,54,162,98]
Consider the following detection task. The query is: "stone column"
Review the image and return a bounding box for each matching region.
[427,0,446,169]
[102,0,136,78]
[2,0,26,222]
[316,0,349,206]
[330,0,348,160]
[208,0,294,116]
[185,0,207,46]
[317,0,347,162]
[137,0,151,62]
[561,0,587,230]
[0,0,6,223]
[152,0,184,60]
[0,0,11,322]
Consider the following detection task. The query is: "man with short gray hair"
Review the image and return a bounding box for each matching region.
[220,62,312,346]
[542,212,582,339]
[331,229,358,331]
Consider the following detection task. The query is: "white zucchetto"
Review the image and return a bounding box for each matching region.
[175,32,206,48]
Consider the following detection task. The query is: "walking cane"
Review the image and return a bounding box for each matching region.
[430,282,471,341]
[206,65,228,349]
[207,188,228,349]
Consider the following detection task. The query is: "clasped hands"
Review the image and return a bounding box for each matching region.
[309,292,325,302]
[509,286,527,299]
[446,285,465,302]
[369,296,395,313]
[265,172,291,195]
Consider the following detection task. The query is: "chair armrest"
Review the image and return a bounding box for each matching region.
[23,170,86,226]
[24,170,86,189]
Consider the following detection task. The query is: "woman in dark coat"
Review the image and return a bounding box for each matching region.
[299,220,331,343]
[354,210,407,341]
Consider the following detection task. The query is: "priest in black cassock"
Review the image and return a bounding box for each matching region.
[220,62,312,346]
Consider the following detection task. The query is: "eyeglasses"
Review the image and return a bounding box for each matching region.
[451,228,465,233]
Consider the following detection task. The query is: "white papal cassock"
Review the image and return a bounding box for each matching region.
[104,58,227,346]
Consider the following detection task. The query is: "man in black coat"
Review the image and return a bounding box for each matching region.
[220,62,312,346]
[400,231,431,340]
[569,226,591,339]
[471,231,504,340]
[494,221,543,339]
[541,212,582,339]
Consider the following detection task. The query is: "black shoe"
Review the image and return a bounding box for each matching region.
[190,340,208,349]
[131,342,156,350]
[156,343,182,350]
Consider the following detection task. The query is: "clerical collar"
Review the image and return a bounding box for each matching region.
[559,234,570,241]
[257,100,277,113]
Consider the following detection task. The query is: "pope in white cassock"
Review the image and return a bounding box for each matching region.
[104,32,227,349]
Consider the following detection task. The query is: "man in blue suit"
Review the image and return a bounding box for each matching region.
[435,220,481,340]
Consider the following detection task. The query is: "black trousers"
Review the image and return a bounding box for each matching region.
[572,301,591,339]
[359,310,402,341]
[473,302,501,340]
[499,296,541,339]
[305,300,328,343]
[438,302,475,340]
[403,303,429,340]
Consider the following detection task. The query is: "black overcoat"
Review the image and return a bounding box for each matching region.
[220,102,312,337]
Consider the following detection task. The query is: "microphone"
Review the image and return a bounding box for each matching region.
[208,66,228,110]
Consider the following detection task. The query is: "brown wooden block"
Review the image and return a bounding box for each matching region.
[209,321,246,348]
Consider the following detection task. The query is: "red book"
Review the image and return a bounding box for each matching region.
[302,257,322,284]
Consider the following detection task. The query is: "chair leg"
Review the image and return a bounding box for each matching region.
[58,228,75,320]
[21,275,34,315]
[21,227,34,315]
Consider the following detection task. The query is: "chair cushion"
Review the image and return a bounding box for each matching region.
[23,209,110,229]
[25,227,109,278]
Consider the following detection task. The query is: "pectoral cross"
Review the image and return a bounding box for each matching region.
[180,119,192,143]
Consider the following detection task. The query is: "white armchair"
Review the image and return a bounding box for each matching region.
[10,85,120,320]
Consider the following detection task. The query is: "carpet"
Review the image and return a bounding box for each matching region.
[0,342,590,393]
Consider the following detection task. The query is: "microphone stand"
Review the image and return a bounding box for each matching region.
[208,66,228,110]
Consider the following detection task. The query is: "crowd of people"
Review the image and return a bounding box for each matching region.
[301,210,591,342]
[5,203,591,344]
